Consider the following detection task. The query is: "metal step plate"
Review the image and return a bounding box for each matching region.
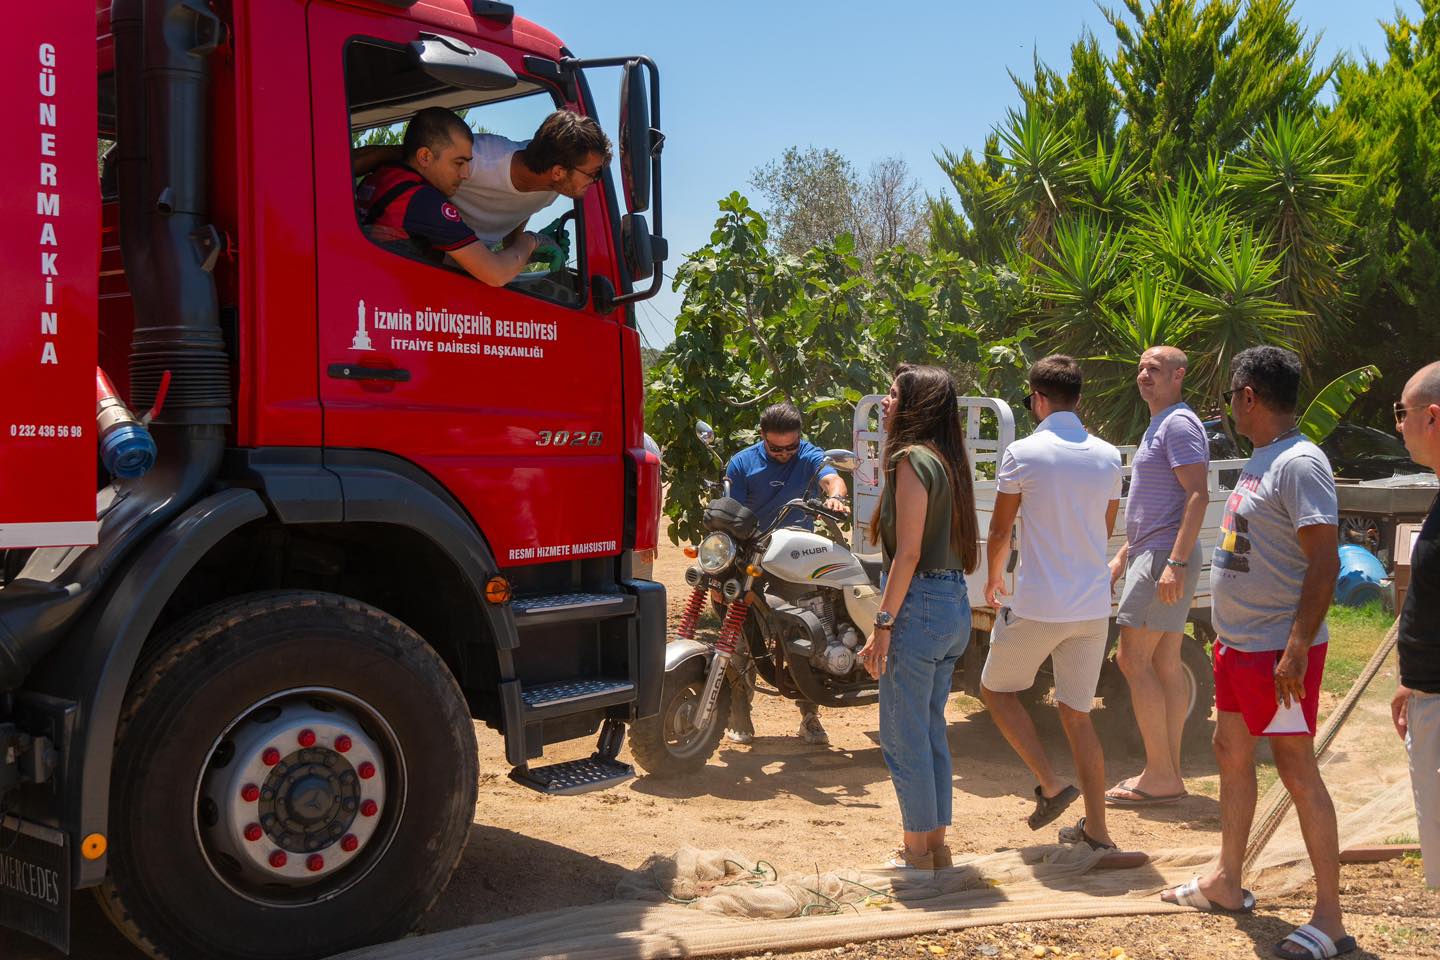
[511,592,635,627]
[508,756,634,796]
[520,678,634,709]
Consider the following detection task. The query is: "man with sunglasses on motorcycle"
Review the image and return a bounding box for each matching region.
[721,402,850,745]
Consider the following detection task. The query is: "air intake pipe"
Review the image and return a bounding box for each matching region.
[0,0,229,690]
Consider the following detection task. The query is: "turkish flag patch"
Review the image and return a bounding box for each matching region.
[440,202,462,222]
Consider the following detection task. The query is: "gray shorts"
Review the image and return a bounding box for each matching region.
[1116,543,1202,633]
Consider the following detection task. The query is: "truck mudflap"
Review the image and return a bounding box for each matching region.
[0,816,70,954]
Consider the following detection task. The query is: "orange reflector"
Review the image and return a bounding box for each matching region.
[82,833,107,860]
[682,546,698,559]
[746,564,763,577]
[484,577,512,604]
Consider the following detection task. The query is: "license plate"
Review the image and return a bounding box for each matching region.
[0,816,70,954]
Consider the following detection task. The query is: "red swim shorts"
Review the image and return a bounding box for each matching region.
[1213,640,1327,737]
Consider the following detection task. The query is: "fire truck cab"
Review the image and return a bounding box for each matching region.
[0,1,666,956]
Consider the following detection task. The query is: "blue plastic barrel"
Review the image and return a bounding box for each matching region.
[1335,543,1387,608]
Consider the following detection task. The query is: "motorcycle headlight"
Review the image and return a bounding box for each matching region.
[697,532,737,575]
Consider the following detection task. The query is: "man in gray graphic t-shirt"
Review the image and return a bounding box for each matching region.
[1161,346,1351,960]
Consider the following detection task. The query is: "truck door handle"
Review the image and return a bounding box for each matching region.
[327,364,410,382]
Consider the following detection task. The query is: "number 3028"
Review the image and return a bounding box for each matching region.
[536,430,603,447]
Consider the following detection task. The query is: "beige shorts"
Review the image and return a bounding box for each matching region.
[981,608,1109,712]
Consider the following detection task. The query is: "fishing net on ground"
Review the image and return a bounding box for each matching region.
[333,624,1416,960]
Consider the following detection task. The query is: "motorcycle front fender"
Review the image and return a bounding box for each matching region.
[664,637,713,678]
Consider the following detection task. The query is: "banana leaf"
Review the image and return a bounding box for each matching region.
[1298,365,1381,443]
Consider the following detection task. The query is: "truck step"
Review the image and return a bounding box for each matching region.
[512,591,635,627]
[520,677,635,718]
[508,755,634,796]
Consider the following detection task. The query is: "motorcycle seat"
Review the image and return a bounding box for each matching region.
[858,554,883,587]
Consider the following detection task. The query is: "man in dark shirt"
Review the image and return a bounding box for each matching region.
[1393,360,1440,890]
[355,107,553,286]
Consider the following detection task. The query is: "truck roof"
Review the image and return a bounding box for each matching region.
[96,1,568,66]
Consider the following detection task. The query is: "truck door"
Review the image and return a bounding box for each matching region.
[307,4,625,565]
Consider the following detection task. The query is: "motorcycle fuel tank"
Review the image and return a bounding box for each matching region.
[761,529,870,588]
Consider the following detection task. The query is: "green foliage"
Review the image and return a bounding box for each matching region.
[645,195,1027,544]
[1299,365,1382,443]
[1325,0,1440,424]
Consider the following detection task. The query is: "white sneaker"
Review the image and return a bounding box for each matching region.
[797,714,830,746]
[725,728,754,744]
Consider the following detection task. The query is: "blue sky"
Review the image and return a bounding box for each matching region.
[530,0,1412,347]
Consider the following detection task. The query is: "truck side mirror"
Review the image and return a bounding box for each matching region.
[410,33,518,92]
[619,60,652,214]
[621,214,667,282]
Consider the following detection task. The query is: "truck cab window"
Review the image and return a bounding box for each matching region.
[345,38,586,307]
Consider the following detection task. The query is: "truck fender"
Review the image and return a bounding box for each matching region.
[664,637,711,678]
[24,487,267,886]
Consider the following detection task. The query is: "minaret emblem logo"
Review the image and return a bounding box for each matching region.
[351,299,373,351]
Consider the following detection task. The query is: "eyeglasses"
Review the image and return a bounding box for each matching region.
[1223,388,1241,406]
[571,164,605,184]
[1021,390,1048,412]
[765,440,800,454]
[1395,401,1430,425]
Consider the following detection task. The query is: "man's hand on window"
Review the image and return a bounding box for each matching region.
[533,217,570,272]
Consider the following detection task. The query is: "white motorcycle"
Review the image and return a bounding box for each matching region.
[629,423,882,777]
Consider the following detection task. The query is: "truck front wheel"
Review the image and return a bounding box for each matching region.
[97,591,478,960]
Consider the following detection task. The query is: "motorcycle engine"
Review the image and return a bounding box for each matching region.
[789,591,862,677]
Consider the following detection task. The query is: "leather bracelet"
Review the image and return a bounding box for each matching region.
[1165,557,1188,568]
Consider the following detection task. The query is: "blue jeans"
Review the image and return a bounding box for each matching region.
[878,570,972,833]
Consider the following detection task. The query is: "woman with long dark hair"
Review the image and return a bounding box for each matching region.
[858,363,979,870]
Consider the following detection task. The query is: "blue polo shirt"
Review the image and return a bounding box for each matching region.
[724,440,836,531]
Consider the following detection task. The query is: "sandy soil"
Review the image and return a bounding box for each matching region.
[5,532,1436,960]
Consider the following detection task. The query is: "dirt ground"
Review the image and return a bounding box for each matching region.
[6,532,1437,960]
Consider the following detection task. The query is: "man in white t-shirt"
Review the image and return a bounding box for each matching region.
[354,109,611,259]
[981,355,1124,851]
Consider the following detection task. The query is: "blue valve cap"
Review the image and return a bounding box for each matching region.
[101,423,157,479]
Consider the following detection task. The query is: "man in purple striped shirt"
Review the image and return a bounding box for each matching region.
[1105,346,1210,805]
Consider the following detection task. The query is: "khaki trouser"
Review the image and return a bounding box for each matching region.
[1407,690,1440,888]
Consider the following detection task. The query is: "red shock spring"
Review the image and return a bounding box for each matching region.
[675,584,708,641]
[715,599,749,656]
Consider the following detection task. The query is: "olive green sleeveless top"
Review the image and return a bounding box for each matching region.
[877,445,966,573]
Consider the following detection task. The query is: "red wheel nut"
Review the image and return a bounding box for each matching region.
[357,761,376,780]
[360,799,378,817]
[341,834,359,853]
[297,729,316,748]
[334,735,352,753]
[262,748,281,766]
[269,850,288,869]
[306,854,325,872]
[241,784,260,803]
[244,823,263,842]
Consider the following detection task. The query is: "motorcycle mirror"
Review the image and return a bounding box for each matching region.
[822,449,858,471]
[696,421,716,445]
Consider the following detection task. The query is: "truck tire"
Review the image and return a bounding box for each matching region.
[1098,629,1216,754]
[629,664,731,778]
[96,591,478,960]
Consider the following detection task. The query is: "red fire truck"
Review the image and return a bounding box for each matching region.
[0,1,666,956]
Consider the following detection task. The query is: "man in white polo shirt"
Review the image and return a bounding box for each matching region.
[982,355,1124,850]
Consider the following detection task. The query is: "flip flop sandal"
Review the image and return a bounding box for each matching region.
[1057,816,1116,851]
[1105,784,1188,806]
[1273,924,1357,959]
[1027,783,1080,830]
[1160,876,1256,913]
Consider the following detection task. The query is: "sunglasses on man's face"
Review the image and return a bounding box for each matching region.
[1021,390,1047,412]
[765,440,800,454]
[1395,401,1430,425]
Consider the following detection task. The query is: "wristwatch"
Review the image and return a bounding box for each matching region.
[1165,557,1188,568]
[874,610,896,630]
